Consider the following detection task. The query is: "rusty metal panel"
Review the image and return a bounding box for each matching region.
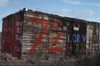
[1,10,24,59]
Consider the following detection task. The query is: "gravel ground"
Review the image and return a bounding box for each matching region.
[0,54,99,66]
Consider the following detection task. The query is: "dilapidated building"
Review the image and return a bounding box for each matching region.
[1,8,100,61]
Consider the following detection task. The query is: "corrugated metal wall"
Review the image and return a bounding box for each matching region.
[1,10,24,59]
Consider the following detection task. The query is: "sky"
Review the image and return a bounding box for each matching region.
[0,0,100,31]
